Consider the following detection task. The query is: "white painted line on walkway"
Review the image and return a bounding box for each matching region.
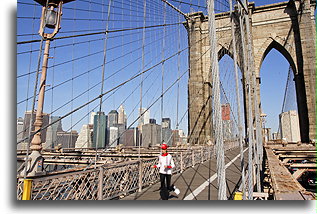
[183,148,248,200]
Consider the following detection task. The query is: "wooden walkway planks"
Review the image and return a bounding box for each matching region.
[121,147,248,200]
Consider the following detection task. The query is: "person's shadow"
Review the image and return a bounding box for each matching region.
[157,187,179,200]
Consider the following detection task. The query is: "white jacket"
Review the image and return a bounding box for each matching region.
[154,153,175,174]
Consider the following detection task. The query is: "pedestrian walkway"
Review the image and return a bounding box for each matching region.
[121,147,248,200]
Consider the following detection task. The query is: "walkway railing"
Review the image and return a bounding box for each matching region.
[17,143,239,200]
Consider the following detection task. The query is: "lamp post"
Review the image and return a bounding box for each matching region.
[27,0,75,176]
[260,113,267,143]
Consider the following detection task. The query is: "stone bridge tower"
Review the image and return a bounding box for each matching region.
[186,0,316,144]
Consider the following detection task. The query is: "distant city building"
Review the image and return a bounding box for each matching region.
[108,110,118,127]
[172,129,181,146]
[123,127,139,147]
[162,118,171,129]
[89,112,97,125]
[17,117,24,144]
[272,132,280,140]
[263,127,271,143]
[22,110,50,145]
[93,112,107,149]
[279,110,301,142]
[107,127,119,147]
[44,116,63,150]
[162,127,173,146]
[56,130,78,148]
[114,123,126,145]
[118,105,127,127]
[142,123,161,147]
[75,124,93,149]
[139,108,150,129]
[221,103,230,121]
[149,118,156,124]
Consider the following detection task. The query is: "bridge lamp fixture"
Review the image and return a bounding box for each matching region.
[34,0,75,39]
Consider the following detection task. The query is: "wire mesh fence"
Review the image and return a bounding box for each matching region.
[17,143,239,200]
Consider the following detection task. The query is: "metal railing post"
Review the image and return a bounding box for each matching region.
[192,150,195,167]
[98,167,104,200]
[22,179,32,200]
[138,160,143,192]
[180,152,183,173]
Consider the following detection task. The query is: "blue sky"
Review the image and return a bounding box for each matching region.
[16,0,314,137]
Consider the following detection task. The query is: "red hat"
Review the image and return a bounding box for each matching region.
[161,144,168,150]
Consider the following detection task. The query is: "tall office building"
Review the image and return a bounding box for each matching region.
[142,123,161,147]
[17,117,24,142]
[162,118,171,129]
[138,108,150,129]
[122,128,139,147]
[118,105,127,127]
[22,110,50,144]
[162,128,173,146]
[279,110,301,142]
[149,118,156,124]
[56,130,78,148]
[221,103,230,121]
[114,123,125,145]
[93,112,107,149]
[75,124,93,149]
[44,116,63,150]
[107,126,119,147]
[108,110,118,127]
[89,112,97,125]
[172,129,181,146]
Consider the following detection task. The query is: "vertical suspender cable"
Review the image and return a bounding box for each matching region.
[95,0,112,168]
[161,2,167,144]
[207,0,226,200]
[229,0,245,197]
[176,3,181,131]
[243,0,261,193]
[237,2,252,200]
[139,0,147,159]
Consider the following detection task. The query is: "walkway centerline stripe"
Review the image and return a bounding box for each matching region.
[183,148,248,200]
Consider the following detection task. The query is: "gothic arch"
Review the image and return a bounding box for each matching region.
[255,36,297,77]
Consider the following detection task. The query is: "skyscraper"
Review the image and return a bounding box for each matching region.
[93,112,107,148]
[142,123,161,147]
[118,105,127,127]
[22,110,50,144]
[139,108,150,129]
[56,130,78,149]
[221,103,230,121]
[162,118,171,129]
[280,110,301,142]
[75,124,93,149]
[107,126,119,147]
[89,112,97,125]
[44,116,63,150]
[122,127,139,147]
[108,110,118,127]
[114,123,125,145]
[17,117,24,143]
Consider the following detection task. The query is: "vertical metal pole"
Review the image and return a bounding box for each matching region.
[30,39,51,153]
[180,152,183,173]
[22,179,33,200]
[138,160,143,192]
[98,167,104,200]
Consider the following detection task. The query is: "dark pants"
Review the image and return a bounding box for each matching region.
[159,173,174,191]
